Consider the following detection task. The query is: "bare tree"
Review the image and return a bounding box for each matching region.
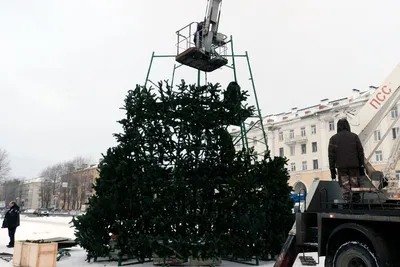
[69,176,77,210]
[1,178,22,205]
[58,156,91,210]
[79,173,94,209]
[39,177,52,208]
[0,149,11,181]
[69,157,90,210]
[60,161,75,210]
[40,164,63,209]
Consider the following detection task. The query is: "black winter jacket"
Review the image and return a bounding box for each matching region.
[328,118,365,170]
[2,204,20,229]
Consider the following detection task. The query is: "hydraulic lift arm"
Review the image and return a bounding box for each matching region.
[202,0,223,55]
[338,64,400,189]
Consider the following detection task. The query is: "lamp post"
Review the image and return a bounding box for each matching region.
[62,182,68,210]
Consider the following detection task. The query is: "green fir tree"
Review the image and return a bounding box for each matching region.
[73,80,293,263]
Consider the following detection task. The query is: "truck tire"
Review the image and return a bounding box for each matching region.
[332,241,380,267]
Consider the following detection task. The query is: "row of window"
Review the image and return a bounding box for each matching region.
[287,150,383,173]
[290,159,319,172]
[289,151,384,173]
[277,104,400,142]
[279,142,318,157]
[374,128,400,141]
[279,121,336,141]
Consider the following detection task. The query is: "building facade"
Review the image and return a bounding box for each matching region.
[20,177,42,210]
[232,86,400,194]
[59,164,99,211]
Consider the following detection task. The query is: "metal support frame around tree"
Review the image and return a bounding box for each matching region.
[143,35,268,153]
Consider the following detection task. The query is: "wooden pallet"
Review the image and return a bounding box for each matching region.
[38,237,78,249]
[299,255,317,266]
[0,252,12,262]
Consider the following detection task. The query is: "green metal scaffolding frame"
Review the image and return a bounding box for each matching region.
[143,35,268,152]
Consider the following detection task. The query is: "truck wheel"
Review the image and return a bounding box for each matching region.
[333,241,379,267]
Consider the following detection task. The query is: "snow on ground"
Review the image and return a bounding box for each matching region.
[0,216,323,267]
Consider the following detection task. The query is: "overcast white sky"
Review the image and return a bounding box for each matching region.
[1,0,400,178]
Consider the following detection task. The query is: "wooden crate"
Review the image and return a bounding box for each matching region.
[12,241,24,266]
[13,241,58,267]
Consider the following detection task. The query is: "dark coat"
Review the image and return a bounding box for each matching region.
[2,204,20,229]
[328,118,365,170]
[193,21,204,45]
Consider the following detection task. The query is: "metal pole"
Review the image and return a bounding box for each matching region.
[144,52,155,87]
[246,51,268,150]
[171,64,177,88]
[153,55,176,58]
[198,69,201,87]
[230,35,238,82]
[230,35,248,150]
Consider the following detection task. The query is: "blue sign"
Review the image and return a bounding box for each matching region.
[291,193,306,202]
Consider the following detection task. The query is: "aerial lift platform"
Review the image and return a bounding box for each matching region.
[175,0,228,72]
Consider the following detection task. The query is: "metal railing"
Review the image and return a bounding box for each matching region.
[175,22,228,58]
[176,22,197,56]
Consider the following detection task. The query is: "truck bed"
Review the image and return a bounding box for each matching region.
[319,200,400,217]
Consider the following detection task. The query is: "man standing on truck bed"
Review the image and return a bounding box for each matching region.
[328,118,365,203]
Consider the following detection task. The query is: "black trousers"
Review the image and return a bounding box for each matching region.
[8,227,16,246]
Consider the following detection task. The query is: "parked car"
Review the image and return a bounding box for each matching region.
[25,209,36,213]
[34,208,50,217]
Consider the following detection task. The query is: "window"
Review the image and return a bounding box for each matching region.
[301,127,306,137]
[396,171,400,186]
[313,159,319,170]
[279,147,284,157]
[301,144,307,154]
[391,106,398,119]
[374,130,381,141]
[392,127,399,139]
[312,142,318,152]
[289,130,294,139]
[329,120,335,131]
[291,162,296,172]
[253,138,258,145]
[290,146,295,156]
[279,131,283,141]
[302,161,307,171]
[311,125,316,135]
[375,151,383,161]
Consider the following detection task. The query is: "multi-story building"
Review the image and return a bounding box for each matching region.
[59,163,99,211]
[20,177,42,209]
[232,86,400,195]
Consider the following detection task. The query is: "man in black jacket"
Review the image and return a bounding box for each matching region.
[193,21,204,48]
[328,118,365,203]
[2,201,20,248]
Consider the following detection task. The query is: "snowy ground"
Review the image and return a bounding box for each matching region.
[0,216,323,267]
